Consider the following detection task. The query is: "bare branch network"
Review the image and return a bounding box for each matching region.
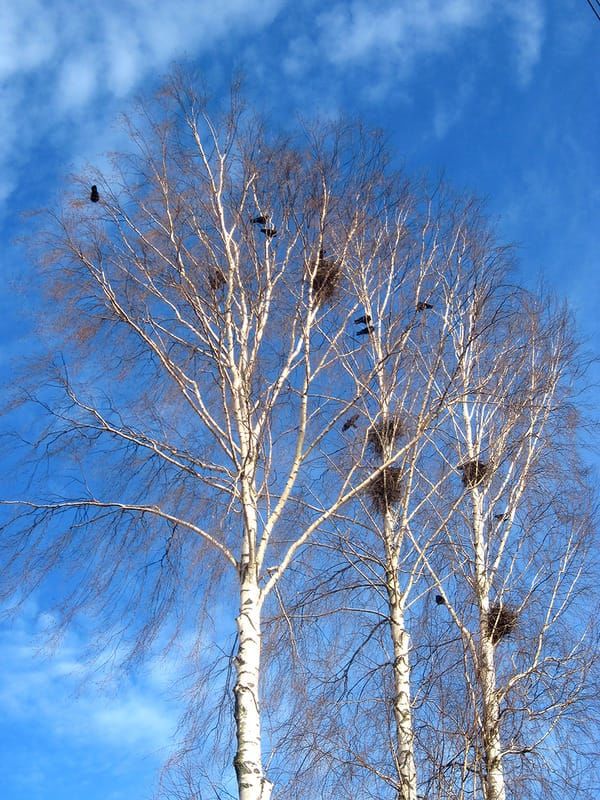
[1,74,598,800]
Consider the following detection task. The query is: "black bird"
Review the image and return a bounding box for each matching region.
[251,215,268,224]
[356,325,374,336]
[342,413,360,432]
[494,512,510,521]
[416,301,433,311]
[354,314,372,325]
[90,185,99,203]
[261,227,277,238]
[435,594,445,606]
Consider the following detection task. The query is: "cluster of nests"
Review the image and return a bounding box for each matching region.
[204,242,343,303]
[485,603,519,644]
[362,415,406,513]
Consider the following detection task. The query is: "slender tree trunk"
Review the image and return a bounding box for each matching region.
[479,633,506,800]
[233,568,272,800]
[385,565,418,800]
[472,490,506,800]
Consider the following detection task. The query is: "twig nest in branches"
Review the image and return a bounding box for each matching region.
[486,603,518,644]
[367,415,406,458]
[367,466,403,513]
[310,251,341,305]
[459,459,489,488]
[207,267,226,291]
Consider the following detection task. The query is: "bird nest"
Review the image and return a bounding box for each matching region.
[459,459,489,488]
[310,255,341,304]
[485,603,518,644]
[367,466,403,513]
[367,415,406,458]
[207,267,226,291]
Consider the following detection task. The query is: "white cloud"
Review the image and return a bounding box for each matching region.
[313,0,488,69]
[284,0,545,92]
[0,608,183,753]
[0,0,284,211]
[504,0,545,86]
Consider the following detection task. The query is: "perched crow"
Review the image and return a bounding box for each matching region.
[261,227,277,238]
[435,594,445,606]
[416,301,433,311]
[354,314,372,325]
[356,325,374,336]
[342,413,360,432]
[494,512,510,521]
[251,215,268,224]
[90,185,99,203]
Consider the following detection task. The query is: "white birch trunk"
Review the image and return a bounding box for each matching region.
[479,633,506,800]
[472,491,506,800]
[233,568,272,800]
[385,565,418,800]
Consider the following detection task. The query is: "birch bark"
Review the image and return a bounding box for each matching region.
[233,566,272,800]
[472,489,506,800]
[385,561,418,800]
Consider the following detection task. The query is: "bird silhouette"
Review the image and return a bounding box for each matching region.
[356,325,374,336]
[354,314,372,325]
[435,595,445,606]
[416,301,433,311]
[494,512,510,521]
[90,185,99,202]
[261,227,277,238]
[251,215,268,224]
[341,413,360,432]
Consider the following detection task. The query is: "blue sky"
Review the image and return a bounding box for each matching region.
[0,1,598,797]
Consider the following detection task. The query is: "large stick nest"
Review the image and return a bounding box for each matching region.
[367,415,406,458]
[459,459,489,488]
[367,466,403,514]
[486,603,518,644]
[310,253,341,305]
[207,267,226,292]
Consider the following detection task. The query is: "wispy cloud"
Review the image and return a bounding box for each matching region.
[504,0,545,86]
[0,604,182,752]
[283,0,546,103]
[313,0,488,69]
[0,0,284,209]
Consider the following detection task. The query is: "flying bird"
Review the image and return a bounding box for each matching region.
[90,185,99,203]
[354,314,372,325]
[356,325,374,336]
[342,413,360,432]
[416,301,433,311]
[251,215,268,224]
[261,227,277,238]
[435,595,445,606]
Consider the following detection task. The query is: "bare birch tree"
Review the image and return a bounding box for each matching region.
[271,215,599,800]
[1,74,597,800]
[263,197,513,800]
[407,261,600,799]
[0,75,448,800]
